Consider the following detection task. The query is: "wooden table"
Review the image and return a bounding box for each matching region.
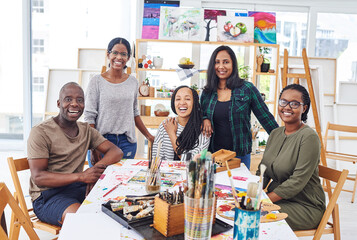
[58,159,298,240]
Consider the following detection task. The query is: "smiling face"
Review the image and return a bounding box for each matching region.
[215,50,233,81]
[108,43,129,71]
[174,87,194,120]
[278,89,307,125]
[57,84,84,122]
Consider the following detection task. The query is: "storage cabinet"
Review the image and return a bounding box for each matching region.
[135,39,280,127]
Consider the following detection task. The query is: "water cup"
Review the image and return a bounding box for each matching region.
[184,195,215,240]
[233,207,260,240]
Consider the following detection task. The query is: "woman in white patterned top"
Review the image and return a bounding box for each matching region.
[152,86,210,161]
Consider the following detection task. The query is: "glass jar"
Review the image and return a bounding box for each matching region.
[145,169,161,194]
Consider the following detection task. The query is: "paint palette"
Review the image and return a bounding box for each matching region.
[217,202,288,222]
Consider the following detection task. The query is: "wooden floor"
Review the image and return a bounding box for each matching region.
[1,150,356,240]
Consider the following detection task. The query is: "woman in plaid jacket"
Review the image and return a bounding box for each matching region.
[200,45,278,169]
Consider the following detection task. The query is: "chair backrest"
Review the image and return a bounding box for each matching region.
[324,122,357,150]
[7,157,32,222]
[0,182,39,240]
[315,165,348,239]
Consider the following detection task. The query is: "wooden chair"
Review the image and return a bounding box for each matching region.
[324,122,357,203]
[294,165,348,240]
[7,157,61,239]
[0,182,39,240]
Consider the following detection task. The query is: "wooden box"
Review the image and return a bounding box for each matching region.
[153,196,217,237]
[153,196,184,237]
[212,149,236,167]
[216,158,241,173]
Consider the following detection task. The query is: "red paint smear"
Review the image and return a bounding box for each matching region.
[219,204,232,212]
[215,191,229,199]
[233,176,248,181]
[99,174,105,180]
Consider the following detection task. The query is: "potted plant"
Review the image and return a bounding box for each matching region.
[258,47,271,73]
[238,64,251,80]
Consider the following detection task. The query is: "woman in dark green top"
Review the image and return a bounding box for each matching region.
[200,45,278,169]
[257,84,325,230]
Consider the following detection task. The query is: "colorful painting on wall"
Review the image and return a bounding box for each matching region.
[203,9,226,41]
[248,11,277,44]
[217,16,254,43]
[141,1,179,39]
[159,7,204,41]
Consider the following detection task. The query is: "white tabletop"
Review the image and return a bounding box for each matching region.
[58,159,298,240]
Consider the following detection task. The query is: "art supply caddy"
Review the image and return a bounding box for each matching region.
[101,149,233,239]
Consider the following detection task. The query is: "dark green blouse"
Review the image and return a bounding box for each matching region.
[258,125,326,230]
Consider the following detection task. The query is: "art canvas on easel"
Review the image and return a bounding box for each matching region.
[248,11,277,44]
[159,7,204,41]
[216,16,254,43]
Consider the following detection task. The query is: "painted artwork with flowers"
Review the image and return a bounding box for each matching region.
[248,11,277,44]
[159,7,203,41]
[217,16,254,43]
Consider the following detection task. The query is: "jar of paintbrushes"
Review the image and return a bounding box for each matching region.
[146,140,163,194]
[145,168,161,194]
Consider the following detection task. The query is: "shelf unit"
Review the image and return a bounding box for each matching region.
[135,39,280,128]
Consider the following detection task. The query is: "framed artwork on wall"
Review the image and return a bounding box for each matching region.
[217,16,254,43]
[248,11,277,44]
[141,0,179,39]
[159,7,204,41]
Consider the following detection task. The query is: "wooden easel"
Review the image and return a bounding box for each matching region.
[282,48,328,167]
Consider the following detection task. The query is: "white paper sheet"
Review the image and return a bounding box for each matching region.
[58,213,122,240]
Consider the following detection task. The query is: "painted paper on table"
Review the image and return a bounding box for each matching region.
[217,16,254,43]
[127,169,182,188]
[159,7,204,41]
[203,9,226,41]
[142,1,179,39]
[248,11,276,44]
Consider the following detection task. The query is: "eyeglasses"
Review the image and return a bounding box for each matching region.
[109,51,129,58]
[278,99,304,109]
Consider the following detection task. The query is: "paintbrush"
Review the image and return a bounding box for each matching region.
[255,164,267,210]
[103,182,122,197]
[225,160,240,208]
[187,160,196,198]
[246,182,259,210]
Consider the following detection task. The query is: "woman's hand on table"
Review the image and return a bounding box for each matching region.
[163,117,178,137]
[203,119,213,137]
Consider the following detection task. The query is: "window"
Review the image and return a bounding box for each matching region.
[276,11,308,56]
[33,38,44,54]
[32,0,44,13]
[33,76,44,92]
[316,13,357,82]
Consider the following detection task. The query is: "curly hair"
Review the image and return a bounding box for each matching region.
[279,84,311,123]
[171,85,203,155]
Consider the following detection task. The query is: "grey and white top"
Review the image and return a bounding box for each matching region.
[84,74,140,143]
[152,119,210,161]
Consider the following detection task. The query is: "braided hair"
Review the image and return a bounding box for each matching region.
[171,85,203,156]
[279,84,310,123]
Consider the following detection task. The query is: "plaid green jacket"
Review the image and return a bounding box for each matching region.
[200,81,278,156]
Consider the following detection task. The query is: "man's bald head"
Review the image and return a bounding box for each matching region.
[59,82,84,99]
